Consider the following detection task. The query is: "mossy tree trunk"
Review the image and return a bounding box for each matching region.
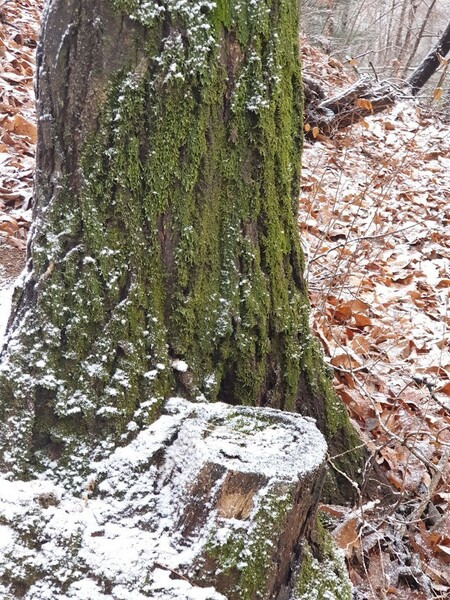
[0,0,360,485]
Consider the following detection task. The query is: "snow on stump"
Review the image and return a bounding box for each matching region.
[0,399,327,600]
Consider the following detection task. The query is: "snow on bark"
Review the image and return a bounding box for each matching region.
[0,0,361,488]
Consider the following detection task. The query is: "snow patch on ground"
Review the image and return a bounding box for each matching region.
[0,281,13,342]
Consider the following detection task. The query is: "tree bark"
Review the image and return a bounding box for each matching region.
[393,0,408,63]
[407,19,450,94]
[0,0,361,494]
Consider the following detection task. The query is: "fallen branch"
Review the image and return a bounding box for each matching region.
[304,74,398,136]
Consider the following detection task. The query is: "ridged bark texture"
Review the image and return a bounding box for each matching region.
[0,0,360,484]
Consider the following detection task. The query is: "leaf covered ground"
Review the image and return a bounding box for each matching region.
[0,3,449,599]
[0,0,40,336]
[301,43,450,599]
[0,0,38,245]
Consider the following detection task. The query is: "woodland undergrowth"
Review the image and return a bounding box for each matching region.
[301,43,450,600]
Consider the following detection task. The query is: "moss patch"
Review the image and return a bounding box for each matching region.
[0,0,310,477]
[0,0,361,490]
[205,487,292,599]
[295,517,353,600]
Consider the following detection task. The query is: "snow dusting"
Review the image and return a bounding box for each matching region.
[0,398,326,599]
[0,280,13,343]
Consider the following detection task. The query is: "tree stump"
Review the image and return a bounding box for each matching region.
[0,399,327,599]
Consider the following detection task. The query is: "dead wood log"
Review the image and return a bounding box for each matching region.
[304,74,397,136]
[302,74,326,102]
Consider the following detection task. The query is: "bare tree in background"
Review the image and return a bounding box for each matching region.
[301,0,450,92]
[401,0,438,77]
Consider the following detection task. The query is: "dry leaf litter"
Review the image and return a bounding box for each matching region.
[301,42,450,600]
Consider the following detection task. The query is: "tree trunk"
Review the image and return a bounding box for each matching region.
[397,0,419,71]
[0,0,360,491]
[408,19,450,94]
[401,0,438,79]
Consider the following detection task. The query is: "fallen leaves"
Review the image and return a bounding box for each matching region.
[356,98,374,113]
[0,0,41,249]
[300,48,450,600]
[2,112,36,143]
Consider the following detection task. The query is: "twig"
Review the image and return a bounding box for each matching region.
[153,562,191,583]
[327,452,361,495]
[409,445,450,524]
[354,378,441,475]
[412,376,450,414]
[369,60,380,83]
[309,224,418,263]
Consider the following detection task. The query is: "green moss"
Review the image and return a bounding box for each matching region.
[213,0,232,30]
[206,488,292,599]
[295,517,353,600]
[0,0,361,486]
[225,412,273,435]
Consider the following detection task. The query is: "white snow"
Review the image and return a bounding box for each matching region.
[171,358,188,372]
[0,398,326,599]
[0,271,17,343]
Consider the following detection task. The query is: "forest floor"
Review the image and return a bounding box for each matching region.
[300,45,450,599]
[0,2,448,599]
[0,0,39,336]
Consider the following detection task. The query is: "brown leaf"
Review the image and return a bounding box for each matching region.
[353,313,372,327]
[356,98,373,112]
[332,515,360,557]
[436,381,450,396]
[386,471,403,490]
[433,87,443,101]
[4,113,37,143]
[330,352,361,370]
[0,214,19,234]
[318,504,347,518]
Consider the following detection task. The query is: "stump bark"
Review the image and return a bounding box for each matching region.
[0,399,331,600]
